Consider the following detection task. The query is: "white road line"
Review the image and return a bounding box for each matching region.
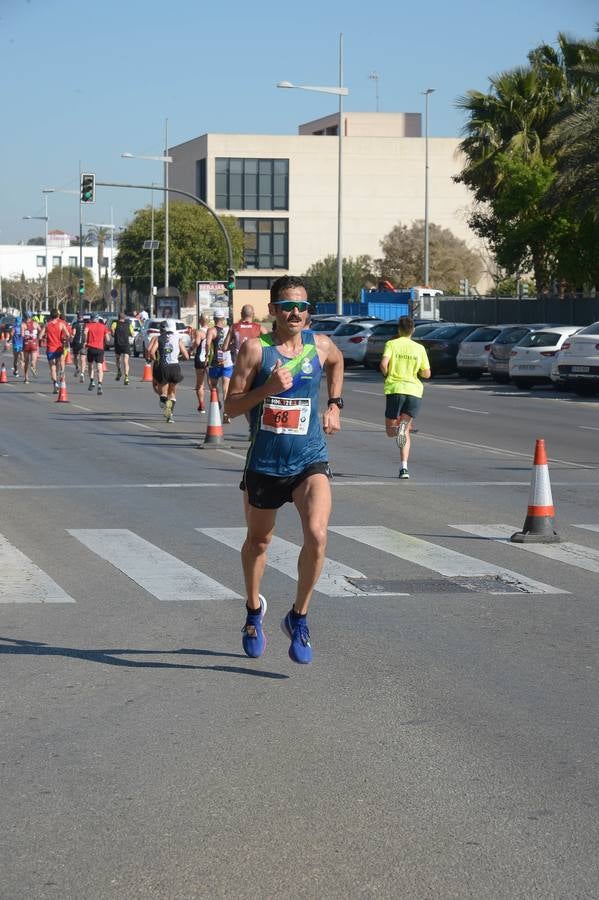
[572,524,599,534]
[448,406,489,415]
[71,404,92,412]
[330,525,564,594]
[579,426,599,432]
[211,448,247,460]
[418,433,596,470]
[0,534,75,603]
[199,527,404,596]
[342,416,382,430]
[451,524,599,577]
[68,529,242,602]
[352,389,381,396]
[128,420,154,430]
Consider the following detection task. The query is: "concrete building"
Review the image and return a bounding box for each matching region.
[0,230,116,296]
[169,111,481,317]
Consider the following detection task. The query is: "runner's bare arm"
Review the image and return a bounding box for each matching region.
[225,339,291,418]
[380,354,390,376]
[179,338,189,361]
[316,334,343,435]
[147,336,158,360]
[221,327,233,352]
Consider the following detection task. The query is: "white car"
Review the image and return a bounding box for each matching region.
[509,326,580,388]
[133,318,192,357]
[456,324,516,379]
[330,320,383,365]
[556,321,599,396]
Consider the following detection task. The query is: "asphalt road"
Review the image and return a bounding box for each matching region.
[1,350,598,900]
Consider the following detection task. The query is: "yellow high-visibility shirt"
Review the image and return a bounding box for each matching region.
[382,336,429,398]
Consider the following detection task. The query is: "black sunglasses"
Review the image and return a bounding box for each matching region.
[273,301,310,312]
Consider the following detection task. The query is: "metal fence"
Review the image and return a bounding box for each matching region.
[438,296,599,327]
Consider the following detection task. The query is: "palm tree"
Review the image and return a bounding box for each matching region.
[86,225,110,299]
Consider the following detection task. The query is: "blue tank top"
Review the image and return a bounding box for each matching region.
[246,331,327,476]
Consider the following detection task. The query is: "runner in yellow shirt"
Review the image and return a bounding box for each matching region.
[380,316,431,479]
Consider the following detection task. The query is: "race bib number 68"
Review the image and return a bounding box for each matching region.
[261,396,310,435]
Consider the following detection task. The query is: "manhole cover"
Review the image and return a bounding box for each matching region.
[347,576,533,595]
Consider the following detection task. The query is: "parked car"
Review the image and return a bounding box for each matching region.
[456,325,517,379]
[487,324,554,383]
[309,315,381,334]
[363,319,449,369]
[416,324,480,376]
[330,320,383,365]
[509,326,580,388]
[133,318,191,357]
[556,321,599,396]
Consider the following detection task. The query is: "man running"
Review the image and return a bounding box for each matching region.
[223,304,266,363]
[11,316,24,378]
[192,313,210,413]
[22,314,41,383]
[147,319,189,423]
[225,275,343,665]
[112,312,134,385]
[40,309,71,393]
[70,312,87,382]
[380,315,431,480]
[84,313,109,395]
[205,312,233,421]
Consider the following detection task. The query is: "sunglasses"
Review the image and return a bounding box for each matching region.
[273,301,310,312]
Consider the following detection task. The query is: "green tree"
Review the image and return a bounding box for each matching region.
[115,201,244,298]
[302,255,376,302]
[85,225,111,298]
[378,221,482,293]
[48,266,96,312]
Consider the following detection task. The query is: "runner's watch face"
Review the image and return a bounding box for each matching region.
[327,397,344,409]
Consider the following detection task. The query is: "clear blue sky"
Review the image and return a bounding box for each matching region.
[0,0,595,244]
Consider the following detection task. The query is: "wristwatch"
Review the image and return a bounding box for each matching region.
[327,397,344,409]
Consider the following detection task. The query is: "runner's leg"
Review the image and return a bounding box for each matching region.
[291,474,332,615]
[241,493,277,611]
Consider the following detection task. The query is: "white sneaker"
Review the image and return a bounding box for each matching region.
[396,421,408,449]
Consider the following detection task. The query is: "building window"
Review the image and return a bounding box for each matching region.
[239,218,288,269]
[69,256,77,267]
[36,255,46,267]
[84,256,93,267]
[236,276,278,291]
[216,159,288,211]
[102,257,109,268]
[196,158,207,202]
[52,256,61,268]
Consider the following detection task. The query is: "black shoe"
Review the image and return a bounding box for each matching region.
[88,380,95,391]
[399,468,410,480]
[97,385,103,396]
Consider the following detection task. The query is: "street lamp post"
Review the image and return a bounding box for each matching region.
[121,139,173,292]
[23,193,49,310]
[277,33,348,315]
[422,88,435,286]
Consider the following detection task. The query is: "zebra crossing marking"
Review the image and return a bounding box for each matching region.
[572,524,599,533]
[198,528,405,597]
[451,524,599,577]
[68,529,242,602]
[0,533,75,604]
[329,525,565,594]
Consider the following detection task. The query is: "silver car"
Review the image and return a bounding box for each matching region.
[487,324,552,383]
[456,324,516,379]
[330,320,383,365]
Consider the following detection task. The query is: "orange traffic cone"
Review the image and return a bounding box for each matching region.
[0,363,8,384]
[65,349,72,364]
[202,387,225,446]
[511,439,560,543]
[56,377,69,403]
[142,361,153,382]
[102,359,108,372]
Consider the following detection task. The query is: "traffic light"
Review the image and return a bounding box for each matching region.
[459,278,469,296]
[80,173,95,203]
[226,268,235,291]
[521,282,529,298]
[78,278,85,295]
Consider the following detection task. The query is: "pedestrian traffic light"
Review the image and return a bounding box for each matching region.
[80,173,95,203]
[78,278,85,294]
[226,269,235,291]
[459,278,469,296]
[521,282,529,298]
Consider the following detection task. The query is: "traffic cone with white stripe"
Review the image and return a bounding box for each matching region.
[56,376,69,403]
[0,363,8,384]
[142,361,153,382]
[202,387,225,446]
[511,439,560,543]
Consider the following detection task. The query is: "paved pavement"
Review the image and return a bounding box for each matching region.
[1,351,598,899]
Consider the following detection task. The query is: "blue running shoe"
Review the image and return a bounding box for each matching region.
[241,594,267,658]
[281,610,312,665]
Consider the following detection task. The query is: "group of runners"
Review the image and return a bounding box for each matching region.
[2,278,429,666]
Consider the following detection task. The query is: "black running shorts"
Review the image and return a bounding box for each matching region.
[87,347,104,364]
[240,462,332,509]
[153,361,183,385]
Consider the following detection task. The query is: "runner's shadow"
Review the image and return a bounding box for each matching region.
[0,637,288,679]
